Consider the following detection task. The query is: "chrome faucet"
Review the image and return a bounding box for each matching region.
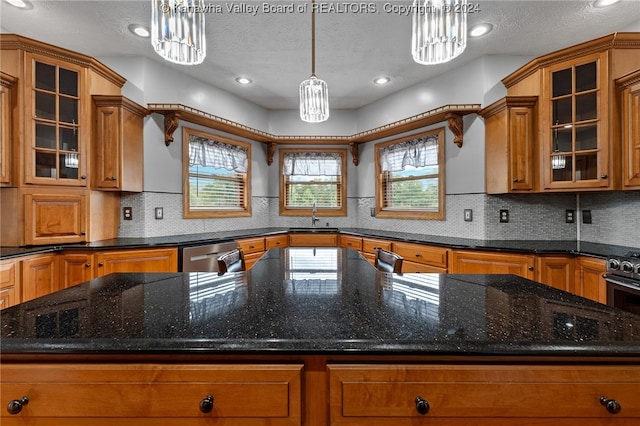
[311,201,320,227]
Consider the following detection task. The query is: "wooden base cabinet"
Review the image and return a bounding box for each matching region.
[392,241,449,273]
[450,250,535,279]
[536,255,574,292]
[21,253,58,303]
[1,363,303,425]
[329,364,640,425]
[0,259,20,309]
[59,248,179,289]
[574,256,607,304]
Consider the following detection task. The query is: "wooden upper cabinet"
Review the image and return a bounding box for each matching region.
[617,69,640,189]
[541,52,612,191]
[24,189,87,245]
[481,96,537,194]
[93,95,147,192]
[500,32,640,192]
[0,72,16,186]
[24,53,89,187]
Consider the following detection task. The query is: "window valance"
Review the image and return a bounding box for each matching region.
[189,135,248,173]
[379,135,439,172]
[282,152,342,176]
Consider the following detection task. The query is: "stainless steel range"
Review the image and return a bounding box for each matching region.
[604,251,640,316]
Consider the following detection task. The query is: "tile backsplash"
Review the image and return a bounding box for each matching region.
[118,190,640,245]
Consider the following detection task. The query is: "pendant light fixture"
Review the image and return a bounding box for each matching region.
[412,0,468,65]
[552,124,567,170]
[151,0,206,65]
[300,0,329,123]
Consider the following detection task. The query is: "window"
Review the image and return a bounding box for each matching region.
[183,127,251,218]
[279,148,347,216]
[375,128,445,220]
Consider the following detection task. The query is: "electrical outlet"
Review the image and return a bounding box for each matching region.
[565,209,575,223]
[464,209,473,222]
[123,207,133,220]
[499,209,509,223]
[582,210,592,224]
[155,207,164,220]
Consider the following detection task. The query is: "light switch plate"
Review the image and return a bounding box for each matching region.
[155,207,163,220]
[464,209,473,222]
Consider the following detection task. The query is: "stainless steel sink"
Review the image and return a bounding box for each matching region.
[287,227,340,233]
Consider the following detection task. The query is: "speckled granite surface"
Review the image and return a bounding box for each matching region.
[1,227,638,260]
[2,248,639,357]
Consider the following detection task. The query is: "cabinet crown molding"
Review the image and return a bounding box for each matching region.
[0,33,126,88]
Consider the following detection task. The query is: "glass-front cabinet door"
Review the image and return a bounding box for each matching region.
[24,54,87,186]
[542,52,610,190]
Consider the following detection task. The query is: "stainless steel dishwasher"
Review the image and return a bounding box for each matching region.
[179,241,238,272]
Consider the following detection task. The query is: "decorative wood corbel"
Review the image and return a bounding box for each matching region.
[446,112,464,148]
[266,142,277,166]
[163,111,181,146]
[349,142,359,166]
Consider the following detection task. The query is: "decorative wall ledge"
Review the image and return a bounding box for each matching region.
[147,103,481,166]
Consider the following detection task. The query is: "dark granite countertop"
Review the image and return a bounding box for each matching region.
[1,227,638,260]
[2,248,639,357]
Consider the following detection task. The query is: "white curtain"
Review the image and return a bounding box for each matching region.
[282,152,342,176]
[379,135,438,172]
[189,135,248,173]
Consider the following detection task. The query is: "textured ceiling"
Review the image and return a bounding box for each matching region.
[1,0,639,110]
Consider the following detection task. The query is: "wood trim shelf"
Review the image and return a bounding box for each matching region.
[147,103,481,165]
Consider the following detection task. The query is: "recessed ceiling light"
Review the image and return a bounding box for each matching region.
[373,76,390,85]
[593,0,620,7]
[469,23,493,38]
[128,24,150,38]
[4,0,32,9]
[235,77,252,85]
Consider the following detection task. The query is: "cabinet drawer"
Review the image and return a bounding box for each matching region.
[0,260,17,290]
[289,233,337,247]
[237,237,266,254]
[401,261,447,273]
[265,234,288,249]
[392,242,448,269]
[329,365,640,425]
[339,235,362,250]
[362,238,392,254]
[1,364,302,425]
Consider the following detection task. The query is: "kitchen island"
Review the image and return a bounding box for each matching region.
[2,248,640,425]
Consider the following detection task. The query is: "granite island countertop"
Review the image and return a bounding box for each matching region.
[2,247,639,358]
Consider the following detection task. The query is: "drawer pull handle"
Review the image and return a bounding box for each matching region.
[7,396,29,415]
[415,253,421,258]
[600,396,621,414]
[199,395,214,413]
[415,396,429,415]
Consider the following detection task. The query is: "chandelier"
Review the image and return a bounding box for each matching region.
[151,0,206,65]
[412,0,468,65]
[300,0,329,123]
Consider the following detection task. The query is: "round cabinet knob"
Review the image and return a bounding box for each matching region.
[85,263,91,268]
[111,176,117,181]
[98,262,104,267]
[528,266,534,271]
[600,396,621,414]
[513,178,519,183]
[601,174,608,179]
[81,175,87,180]
[199,395,214,413]
[415,396,429,415]
[7,396,29,415]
